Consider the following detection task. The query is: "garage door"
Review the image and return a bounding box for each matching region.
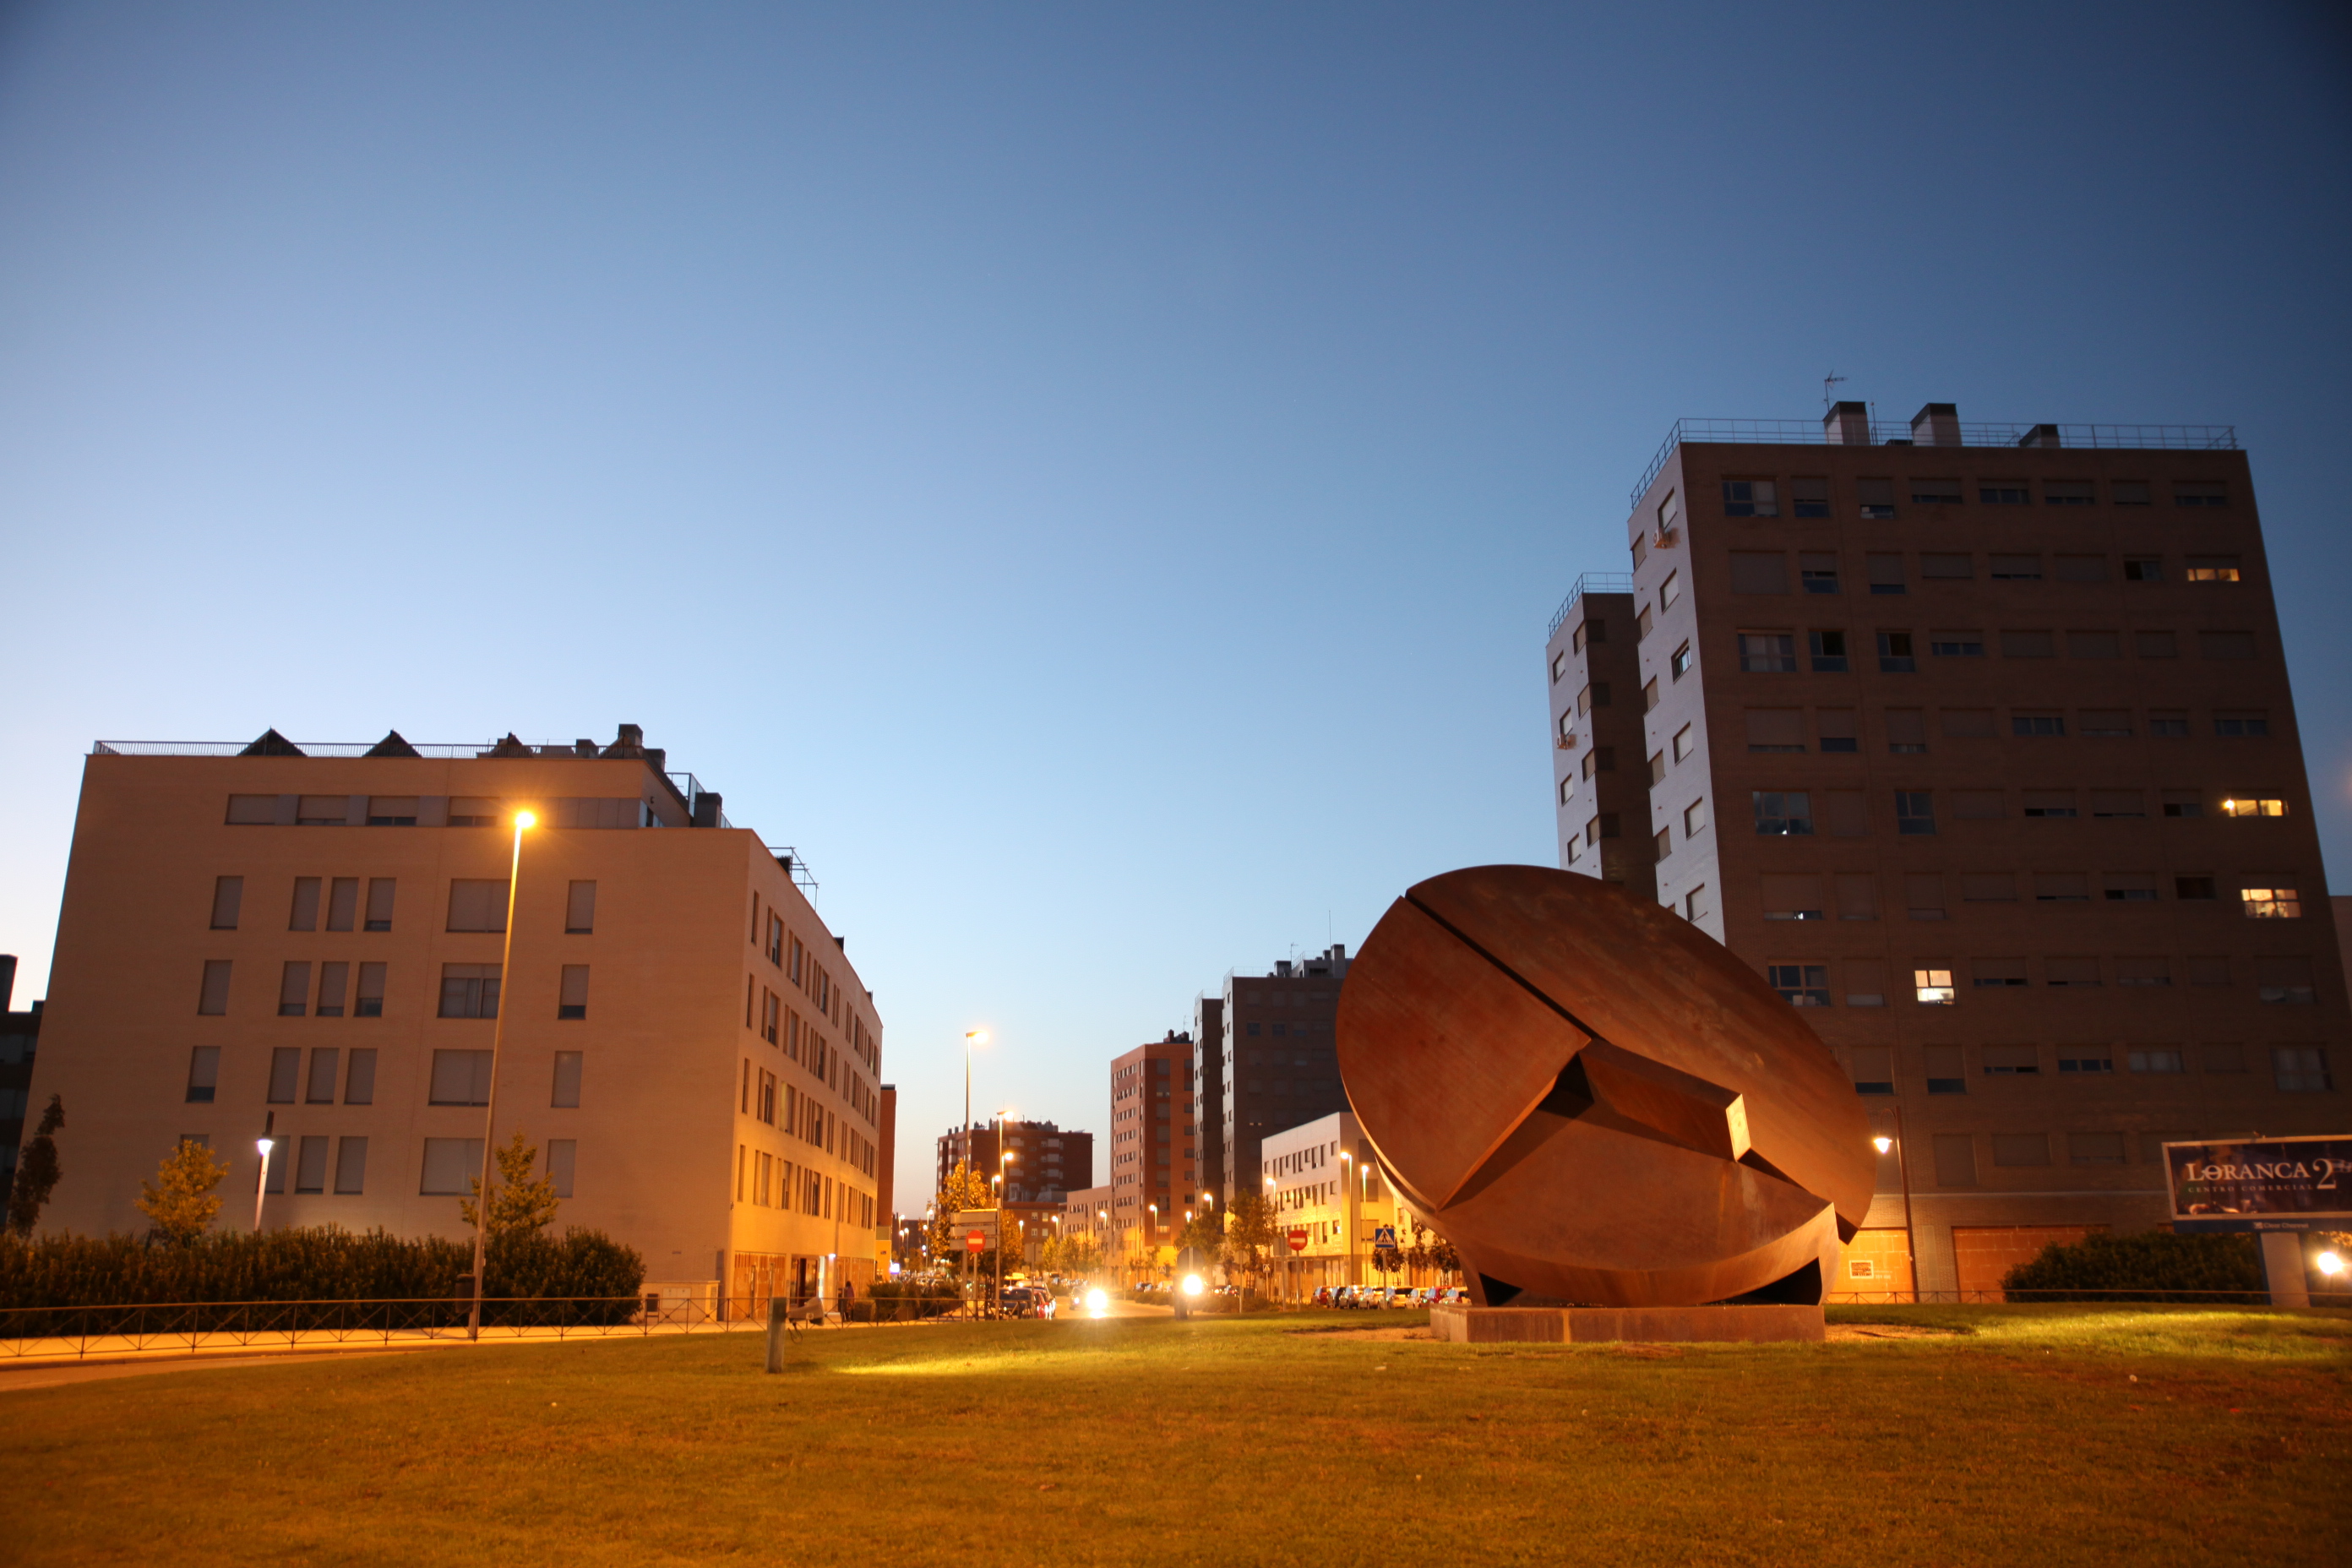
[1951,1225,2104,1298]
[1829,1228,1915,1302]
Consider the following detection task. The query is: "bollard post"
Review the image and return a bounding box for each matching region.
[765,1297,787,1374]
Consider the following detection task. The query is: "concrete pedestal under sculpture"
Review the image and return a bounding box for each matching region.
[1337,865,1874,1314]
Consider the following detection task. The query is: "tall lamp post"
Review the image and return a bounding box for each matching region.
[1339,1151,1358,1293]
[1872,1106,1918,1304]
[252,1113,276,1233]
[467,808,536,1341]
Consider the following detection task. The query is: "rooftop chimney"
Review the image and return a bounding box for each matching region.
[2016,423,2061,449]
[1,954,14,1014]
[1909,402,1961,447]
[691,791,723,828]
[1822,400,1870,445]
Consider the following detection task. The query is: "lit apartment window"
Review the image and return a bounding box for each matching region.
[1751,792,1813,836]
[1768,965,1831,1008]
[2240,885,2301,919]
[2220,796,2286,818]
[1894,792,1936,836]
[1913,969,1956,1005]
[2186,556,2241,582]
[210,877,242,931]
[2123,557,2163,582]
[1808,630,1848,672]
[1738,633,1797,672]
[1722,480,1778,517]
[1876,631,1916,672]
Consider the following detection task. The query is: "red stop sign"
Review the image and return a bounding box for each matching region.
[966,1229,987,1253]
[1287,1228,1309,1254]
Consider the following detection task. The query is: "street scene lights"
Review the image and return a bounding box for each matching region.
[1871,1113,1918,1303]
[467,807,535,1341]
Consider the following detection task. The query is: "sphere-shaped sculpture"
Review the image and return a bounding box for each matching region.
[1337,865,1874,1308]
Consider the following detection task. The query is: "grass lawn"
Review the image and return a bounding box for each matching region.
[6,1304,2349,1565]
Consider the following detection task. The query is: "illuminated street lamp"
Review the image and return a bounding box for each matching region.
[1871,1107,1918,1304]
[468,807,536,1341]
[252,1116,275,1233]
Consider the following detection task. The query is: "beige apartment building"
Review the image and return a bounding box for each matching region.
[30,725,892,1311]
[1259,1112,1404,1298]
[1548,406,2348,1297]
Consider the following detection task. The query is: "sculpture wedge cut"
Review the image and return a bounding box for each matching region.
[1337,866,1875,1309]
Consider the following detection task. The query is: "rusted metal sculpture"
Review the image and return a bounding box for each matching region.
[1337,865,1873,1308]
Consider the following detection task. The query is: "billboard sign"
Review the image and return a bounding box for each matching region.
[2162,1135,2352,1233]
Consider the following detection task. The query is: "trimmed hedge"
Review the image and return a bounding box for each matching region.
[2001,1229,2263,1302]
[0,1227,645,1327]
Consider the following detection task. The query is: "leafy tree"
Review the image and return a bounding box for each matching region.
[7,1095,63,1238]
[1173,1206,1223,1267]
[457,1131,560,1238]
[136,1140,231,1245]
[924,1159,992,1262]
[1219,1190,1278,1293]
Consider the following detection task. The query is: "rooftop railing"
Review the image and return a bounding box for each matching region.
[1630,418,2239,509]
[1546,572,1636,640]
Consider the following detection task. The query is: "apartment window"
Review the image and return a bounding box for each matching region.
[1792,477,1830,517]
[2175,876,2218,901]
[1864,554,1905,596]
[1760,874,1823,921]
[1652,827,1671,862]
[1807,629,1848,672]
[1972,957,2028,989]
[1821,790,1868,836]
[2123,557,2163,582]
[1647,752,1664,786]
[267,1047,300,1103]
[1980,484,2031,506]
[1842,956,1885,1008]
[363,878,395,932]
[2186,555,2242,583]
[2055,554,2107,581]
[1558,776,1573,806]
[429,1049,493,1106]
[438,964,502,1019]
[294,1135,329,1195]
[346,1048,376,1104]
[2214,711,2270,738]
[334,1137,368,1194]
[2047,958,2103,989]
[226,793,280,825]
[209,876,242,930]
[2128,1048,2186,1073]
[1685,885,1712,923]
[297,795,351,827]
[1683,798,1707,837]
[355,962,386,1018]
[2150,710,2190,738]
[277,961,311,1018]
[2257,956,2315,1004]
[2103,874,2159,903]
[2273,1048,2333,1092]
[1638,603,1654,640]
[1745,709,1805,754]
[1836,874,1879,921]
[1857,477,1897,520]
[1738,633,1797,673]
[2112,481,2152,506]
[2173,482,2228,508]
[1730,553,1788,595]
[1818,709,1858,753]
[1876,631,1916,672]
[1642,677,1659,712]
[565,880,598,934]
[1912,479,1963,506]
[2067,1132,2126,1166]
[1914,968,1957,1005]
[1848,1046,1893,1095]
[304,1048,340,1104]
[2021,788,2075,817]
[2001,629,2055,659]
[1669,642,1693,679]
[1895,792,1936,836]
[2066,631,2121,661]
[550,1051,584,1109]
[2240,885,2301,919]
[1579,617,1609,649]
[1989,553,2041,580]
[1559,710,1574,744]
[1751,792,1813,836]
[2202,1043,2245,1071]
[446,879,510,933]
[289,878,322,933]
[1587,814,1620,841]
[368,796,419,827]
[1769,965,1831,1008]
[558,965,590,1020]
[1799,553,1840,594]
[185,1047,220,1103]
[1982,1045,2039,1077]
[1923,1046,1968,1095]
[1932,1133,1977,1186]
[1723,480,1778,517]
[1659,574,1680,612]
[1671,725,1696,762]
[448,797,500,828]
[1930,632,1983,658]
[317,878,356,934]
[2080,710,2132,738]
[546,1139,577,1199]
[1581,745,1615,778]
[1903,874,1946,921]
[2034,873,2090,902]
[1920,553,1972,580]
[2200,631,2257,661]
[2043,481,2095,506]
[2116,958,2171,988]
[1884,710,1927,754]
[1953,792,2005,821]
[420,1138,486,1195]
[2160,791,2202,819]
[1549,651,1567,683]
[1944,710,1995,739]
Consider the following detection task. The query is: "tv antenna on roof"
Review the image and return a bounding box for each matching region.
[1822,371,1847,411]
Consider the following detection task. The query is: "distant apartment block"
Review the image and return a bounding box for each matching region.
[29,726,893,1311]
[1195,946,1351,1211]
[1108,1033,1196,1255]
[935,1115,1093,1263]
[0,955,42,1205]
[1545,406,2349,1296]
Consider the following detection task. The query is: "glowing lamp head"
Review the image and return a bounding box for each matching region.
[1182,1274,1205,1297]
[255,1137,273,1158]
[1873,1135,1894,1154]
[2319,1251,2346,1278]
[514,809,536,830]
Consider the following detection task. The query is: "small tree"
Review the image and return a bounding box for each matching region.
[136,1140,230,1245]
[1220,1190,1278,1296]
[924,1160,993,1261]
[458,1132,560,1237]
[1055,1231,1103,1282]
[7,1095,63,1238]
[1173,1206,1223,1266]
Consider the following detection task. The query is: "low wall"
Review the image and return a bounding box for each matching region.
[1429,1303,1823,1344]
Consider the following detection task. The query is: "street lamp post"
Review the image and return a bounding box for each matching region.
[1339,1151,1357,1292]
[252,1113,275,1233]
[467,808,536,1341]
[1872,1105,1918,1304]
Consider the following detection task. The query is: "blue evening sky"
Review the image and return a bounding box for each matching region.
[2,3,2346,1210]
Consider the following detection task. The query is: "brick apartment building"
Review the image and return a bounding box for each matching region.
[1108,1033,1196,1265]
[1544,404,2349,1297]
[27,725,893,1310]
[1192,946,1352,1211]
[934,1116,1093,1263]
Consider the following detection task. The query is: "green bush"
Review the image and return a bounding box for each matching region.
[2001,1229,2263,1302]
[0,1226,645,1328]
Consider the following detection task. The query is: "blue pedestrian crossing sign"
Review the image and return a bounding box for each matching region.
[1372,1225,1398,1249]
